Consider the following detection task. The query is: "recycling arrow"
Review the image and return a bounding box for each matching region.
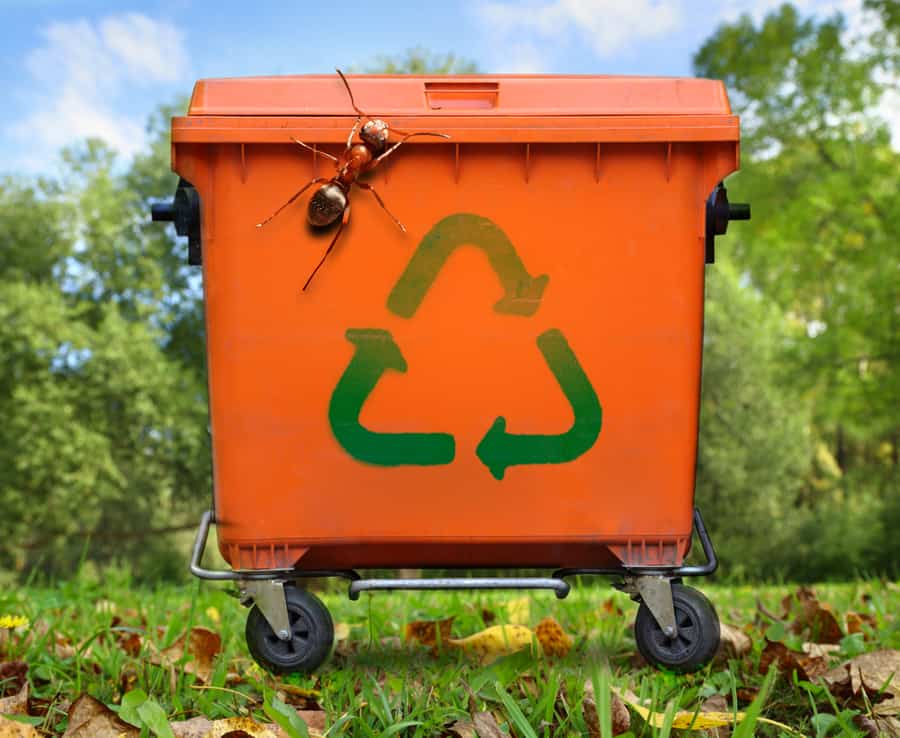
[476,329,602,480]
[387,213,549,319]
[329,329,455,466]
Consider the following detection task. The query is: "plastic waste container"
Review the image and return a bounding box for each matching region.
[152,72,750,674]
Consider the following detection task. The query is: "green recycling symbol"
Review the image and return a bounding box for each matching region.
[328,213,602,480]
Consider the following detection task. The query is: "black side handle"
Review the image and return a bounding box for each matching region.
[705,183,751,264]
[151,179,202,265]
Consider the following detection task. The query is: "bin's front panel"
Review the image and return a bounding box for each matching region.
[181,137,735,569]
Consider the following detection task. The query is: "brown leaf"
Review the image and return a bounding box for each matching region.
[600,598,625,617]
[153,627,222,683]
[199,717,279,738]
[850,650,900,715]
[759,640,828,680]
[403,617,455,650]
[170,715,213,738]
[117,631,142,657]
[63,694,139,738]
[274,684,321,710]
[0,716,40,738]
[699,695,732,738]
[534,617,573,658]
[783,588,843,644]
[854,713,900,738]
[0,664,27,699]
[715,623,752,663]
[447,718,477,737]
[0,683,28,717]
[481,609,496,625]
[583,679,630,737]
[472,711,504,738]
[847,612,877,637]
[822,649,900,715]
[802,642,840,659]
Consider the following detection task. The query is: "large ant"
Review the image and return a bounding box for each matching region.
[256,69,450,290]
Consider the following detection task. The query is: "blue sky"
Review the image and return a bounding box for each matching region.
[0,0,885,174]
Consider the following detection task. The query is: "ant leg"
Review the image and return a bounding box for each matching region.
[356,182,406,233]
[345,116,363,152]
[373,132,451,165]
[291,137,337,162]
[303,204,351,291]
[256,177,328,228]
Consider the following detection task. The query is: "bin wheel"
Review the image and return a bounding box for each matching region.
[634,583,719,673]
[245,586,334,674]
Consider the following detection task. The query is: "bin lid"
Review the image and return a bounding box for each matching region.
[175,74,739,144]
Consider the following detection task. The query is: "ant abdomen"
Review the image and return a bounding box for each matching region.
[308,184,347,227]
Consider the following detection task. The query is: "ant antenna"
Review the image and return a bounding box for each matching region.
[336,68,365,116]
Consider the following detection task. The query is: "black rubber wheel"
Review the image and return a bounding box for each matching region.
[634,583,720,673]
[245,585,334,674]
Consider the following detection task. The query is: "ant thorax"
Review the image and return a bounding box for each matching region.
[361,119,389,153]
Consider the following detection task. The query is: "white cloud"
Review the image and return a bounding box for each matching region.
[476,0,684,60]
[8,13,189,172]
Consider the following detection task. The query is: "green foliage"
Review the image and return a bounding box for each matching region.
[0,96,208,580]
[695,3,899,577]
[696,264,811,578]
[354,46,478,74]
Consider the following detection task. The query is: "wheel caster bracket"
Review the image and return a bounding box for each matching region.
[240,579,292,641]
[622,575,678,638]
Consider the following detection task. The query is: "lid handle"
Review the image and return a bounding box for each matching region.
[424,81,499,110]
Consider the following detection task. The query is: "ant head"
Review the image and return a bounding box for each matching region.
[361,119,390,154]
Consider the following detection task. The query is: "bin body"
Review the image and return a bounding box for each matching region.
[171,75,740,572]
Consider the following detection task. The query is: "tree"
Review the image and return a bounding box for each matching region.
[355,47,478,74]
[694,3,898,575]
[0,106,210,579]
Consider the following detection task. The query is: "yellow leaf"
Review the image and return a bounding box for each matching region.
[0,616,28,629]
[505,596,530,625]
[612,687,802,735]
[333,623,351,640]
[448,624,536,664]
[205,607,220,625]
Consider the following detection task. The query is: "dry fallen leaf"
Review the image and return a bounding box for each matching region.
[447,717,477,737]
[783,588,843,644]
[63,694,139,738]
[472,711,505,738]
[0,717,40,738]
[822,649,900,716]
[600,598,625,617]
[448,625,537,664]
[802,642,840,659]
[505,596,531,625]
[333,623,351,641]
[716,623,752,663]
[699,695,732,738]
[0,664,27,700]
[583,679,630,737]
[847,612,877,637]
[0,684,28,717]
[534,617,573,658]
[201,717,279,738]
[612,687,797,734]
[403,617,455,650]
[759,640,828,680]
[153,627,222,683]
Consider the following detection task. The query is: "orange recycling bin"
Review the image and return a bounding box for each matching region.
[153,73,749,674]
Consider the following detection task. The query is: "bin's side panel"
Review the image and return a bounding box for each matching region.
[174,137,737,571]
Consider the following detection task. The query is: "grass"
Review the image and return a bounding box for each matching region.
[1,571,898,736]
